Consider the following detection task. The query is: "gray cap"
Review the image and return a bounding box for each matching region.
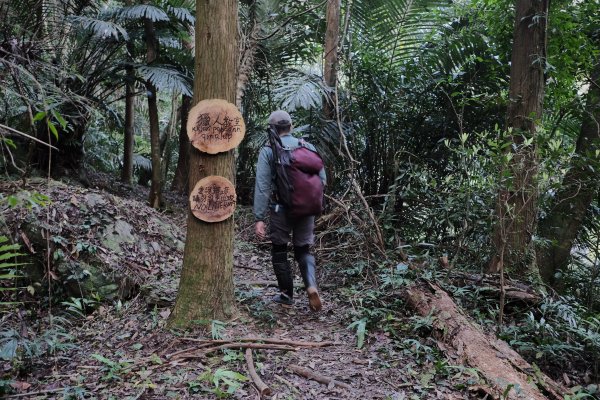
[268,110,292,126]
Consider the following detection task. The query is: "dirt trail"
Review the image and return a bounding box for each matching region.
[6,177,474,399]
[28,242,471,399]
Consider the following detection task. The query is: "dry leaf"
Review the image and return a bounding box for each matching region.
[20,232,35,254]
[10,381,32,391]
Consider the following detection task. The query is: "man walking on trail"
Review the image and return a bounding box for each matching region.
[253,110,326,311]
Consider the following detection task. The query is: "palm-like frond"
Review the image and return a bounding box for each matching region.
[272,70,332,111]
[118,5,170,22]
[167,6,195,25]
[67,16,129,40]
[137,65,192,96]
[352,0,450,63]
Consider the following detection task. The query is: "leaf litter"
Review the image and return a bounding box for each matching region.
[1,174,479,399]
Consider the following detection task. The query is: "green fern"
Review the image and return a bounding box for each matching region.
[0,236,24,308]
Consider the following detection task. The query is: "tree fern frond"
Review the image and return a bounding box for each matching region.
[137,65,192,96]
[118,5,170,22]
[67,16,129,40]
[133,154,152,171]
[352,0,450,63]
[273,71,331,111]
[167,6,195,25]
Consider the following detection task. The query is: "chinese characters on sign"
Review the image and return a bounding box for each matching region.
[187,99,245,154]
[189,176,237,223]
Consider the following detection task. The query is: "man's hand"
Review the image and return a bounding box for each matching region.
[255,221,266,240]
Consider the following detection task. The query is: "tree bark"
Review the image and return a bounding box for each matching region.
[121,61,135,184]
[489,0,549,276]
[323,0,340,120]
[171,95,192,193]
[144,17,163,209]
[169,0,238,327]
[121,0,136,184]
[405,283,565,400]
[537,60,600,285]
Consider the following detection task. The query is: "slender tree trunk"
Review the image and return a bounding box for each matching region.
[121,0,136,184]
[169,0,238,327]
[171,95,192,193]
[144,17,162,209]
[323,0,340,120]
[537,60,600,285]
[121,46,136,184]
[488,0,549,277]
[161,93,180,183]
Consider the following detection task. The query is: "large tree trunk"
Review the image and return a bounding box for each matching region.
[169,0,238,327]
[171,95,192,193]
[537,60,600,285]
[323,0,340,120]
[489,0,549,277]
[406,283,565,399]
[144,17,163,209]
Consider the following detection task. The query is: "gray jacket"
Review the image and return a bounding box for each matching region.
[253,133,326,221]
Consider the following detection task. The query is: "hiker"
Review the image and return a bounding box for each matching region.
[253,110,326,311]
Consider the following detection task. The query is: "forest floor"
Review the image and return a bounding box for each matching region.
[2,174,489,399]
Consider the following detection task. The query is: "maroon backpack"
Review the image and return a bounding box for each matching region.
[268,129,324,218]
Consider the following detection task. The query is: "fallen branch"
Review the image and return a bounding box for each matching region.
[235,264,262,271]
[236,280,278,287]
[6,386,79,398]
[245,348,272,397]
[405,283,565,399]
[288,364,351,390]
[274,374,300,394]
[172,343,297,360]
[450,272,540,303]
[179,337,335,348]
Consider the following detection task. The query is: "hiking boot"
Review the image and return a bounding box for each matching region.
[306,286,322,312]
[272,250,294,303]
[296,252,322,312]
[272,293,294,307]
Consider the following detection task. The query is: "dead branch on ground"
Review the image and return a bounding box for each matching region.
[288,364,351,390]
[245,348,272,397]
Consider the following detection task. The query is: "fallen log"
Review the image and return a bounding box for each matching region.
[405,283,565,400]
[449,272,540,303]
[288,364,351,390]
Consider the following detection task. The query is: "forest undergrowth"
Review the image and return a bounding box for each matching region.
[0,173,598,399]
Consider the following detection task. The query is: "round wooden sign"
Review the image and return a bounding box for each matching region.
[187,99,245,154]
[189,176,236,223]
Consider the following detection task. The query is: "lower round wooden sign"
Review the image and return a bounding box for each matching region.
[189,176,236,223]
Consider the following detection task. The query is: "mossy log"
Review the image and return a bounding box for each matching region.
[405,283,565,400]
